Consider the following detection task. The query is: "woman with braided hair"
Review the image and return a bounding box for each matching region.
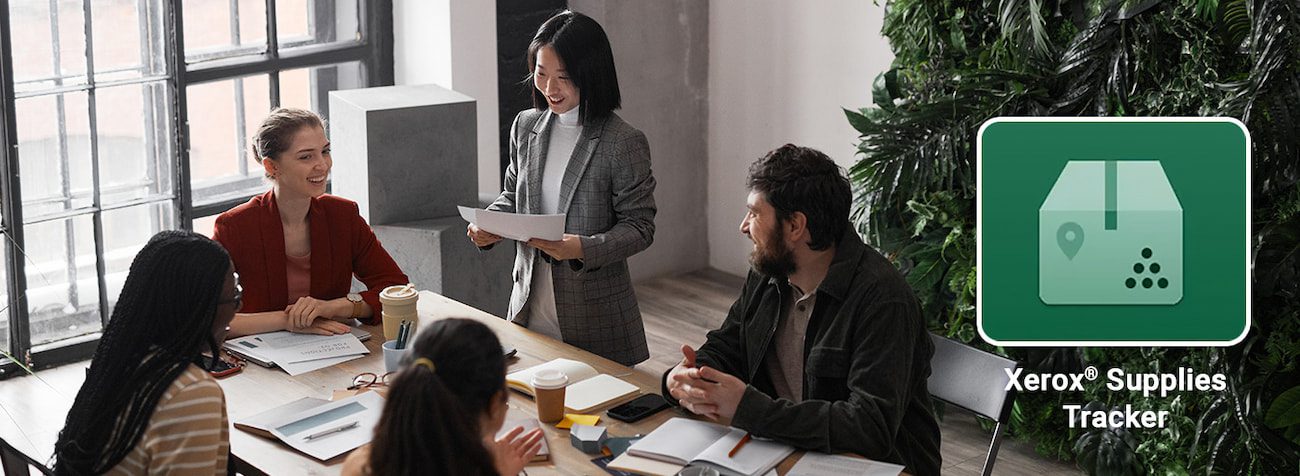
[341,318,544,475]
[52,230,239,475]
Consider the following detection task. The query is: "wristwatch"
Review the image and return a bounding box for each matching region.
[346,293,364,319]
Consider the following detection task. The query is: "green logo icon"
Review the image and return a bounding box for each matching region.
[978,118,1249,346]
[1039,160,1183,305]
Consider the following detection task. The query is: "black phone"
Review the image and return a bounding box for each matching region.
[607,394,670,423]
[197,354,243,378]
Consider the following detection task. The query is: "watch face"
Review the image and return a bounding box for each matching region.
[347,293,362,302]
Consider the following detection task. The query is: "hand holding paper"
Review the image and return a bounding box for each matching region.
[459,206,565,242]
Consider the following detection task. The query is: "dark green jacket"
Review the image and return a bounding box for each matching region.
[661,230,941,475]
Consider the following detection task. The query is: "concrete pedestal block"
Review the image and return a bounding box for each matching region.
[329,84,477,226]
[373,217,512,318]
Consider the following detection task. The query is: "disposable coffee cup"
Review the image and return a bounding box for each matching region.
[380,284,419,340]
[382,340,410,373]
[532,369,569,424]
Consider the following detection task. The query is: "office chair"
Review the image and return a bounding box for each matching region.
[0,436,51,476]
[926,333,1019,476]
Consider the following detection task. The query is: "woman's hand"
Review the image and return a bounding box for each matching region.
[490,426,544,476]
[284,296,351,329]
[467,224,503,248]
[286,317,351,336]
[528,234,584,261]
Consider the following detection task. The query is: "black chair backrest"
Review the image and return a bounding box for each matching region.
[0,436,52,476]
[926,333,1018,423]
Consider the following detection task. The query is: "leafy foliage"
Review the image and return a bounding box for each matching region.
[852,0,1300,472]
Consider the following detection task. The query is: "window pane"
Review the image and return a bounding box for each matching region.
[281,61,365,120]
[193,215,218,238]
[96,82,174,205]
[183,0,268,64]
[11,0,89,94]
[103,202,175,315]
[92,0,166,81]
[187,75,271,206]
[277,0,361,50]
[26,215,102,347]
[16,92,94,220]
[0,245,9,356]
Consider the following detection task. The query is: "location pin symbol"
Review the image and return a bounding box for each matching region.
[1057,222,1084,260]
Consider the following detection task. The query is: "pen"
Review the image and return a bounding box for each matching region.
[727,433,752,458]
[303,421,359,441]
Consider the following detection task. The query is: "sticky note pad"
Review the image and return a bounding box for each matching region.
[556,414,600,429]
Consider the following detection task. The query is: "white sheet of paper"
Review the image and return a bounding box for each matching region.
[277,353,363,376]
[270,391,385,461]
[787,453,904,476]
[258,333,369,365]
[458,206,565,242]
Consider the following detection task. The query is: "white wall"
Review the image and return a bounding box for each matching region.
[393,0,500,196]
[707,0,894,276]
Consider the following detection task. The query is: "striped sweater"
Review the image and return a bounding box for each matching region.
[106,364,229,475]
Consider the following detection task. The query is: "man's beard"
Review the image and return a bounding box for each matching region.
[749,225,796,278]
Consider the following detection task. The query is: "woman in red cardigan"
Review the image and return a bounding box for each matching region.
[213,107,409,337]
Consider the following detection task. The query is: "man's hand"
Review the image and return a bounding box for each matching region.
[667,345,722,420]
[528,234,585,261]
[467,224,503,248]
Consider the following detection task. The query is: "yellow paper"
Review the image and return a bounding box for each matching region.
[555,413,600,429]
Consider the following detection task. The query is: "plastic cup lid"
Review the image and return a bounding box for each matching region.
[532,369,569,389]
[381,284,418,300]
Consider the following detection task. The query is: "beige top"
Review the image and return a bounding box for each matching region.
[765,284,817,402]
[340,444,371,476]
[105,364,229,475]
[286,252,312,304]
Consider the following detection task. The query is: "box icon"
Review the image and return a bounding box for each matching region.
[1038,160,1183,305]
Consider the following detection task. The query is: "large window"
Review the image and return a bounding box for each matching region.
[0,0,393,375]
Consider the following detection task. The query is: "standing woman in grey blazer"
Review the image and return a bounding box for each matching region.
[467,10,656,366]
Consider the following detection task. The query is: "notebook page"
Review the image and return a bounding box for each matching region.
[787,453,904,476]
[694,430,795,476]
[505,358,600,395]
[628,417,732,464]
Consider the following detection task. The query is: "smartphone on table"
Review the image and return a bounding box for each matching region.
[607,394,670,423]
[197,352,244,378]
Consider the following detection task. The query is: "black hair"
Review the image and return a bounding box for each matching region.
[527,10,622,122]
[367,318,506,475]
[746,144,853,250]
[53,230,232,474]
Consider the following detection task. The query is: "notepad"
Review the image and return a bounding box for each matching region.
[497,416,551,462]
[609,418,794,476]
[506,358,640,413]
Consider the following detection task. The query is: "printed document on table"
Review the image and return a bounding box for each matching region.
[269,391,385,461]
[458,206,565,242]
[255,331,368,364]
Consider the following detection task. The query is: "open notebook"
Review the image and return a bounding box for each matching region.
[608,418,794,476]
[506,358,639,413]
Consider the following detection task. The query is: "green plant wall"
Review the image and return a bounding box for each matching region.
[847,0,1300,473]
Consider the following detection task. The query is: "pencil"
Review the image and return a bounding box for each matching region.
[727,433,752,458]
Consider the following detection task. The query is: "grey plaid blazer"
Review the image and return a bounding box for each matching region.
[486,109,656,366]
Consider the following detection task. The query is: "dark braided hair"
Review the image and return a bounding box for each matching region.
[53,230,232,474]
[367,318,506,475]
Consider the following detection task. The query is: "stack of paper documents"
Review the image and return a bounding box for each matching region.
[225,330,370,376]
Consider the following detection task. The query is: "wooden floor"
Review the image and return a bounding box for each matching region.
[633,268,1082,476]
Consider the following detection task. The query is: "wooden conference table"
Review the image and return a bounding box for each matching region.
[0,291,895,475]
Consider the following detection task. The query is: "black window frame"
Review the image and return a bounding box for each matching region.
[0,0,393,378]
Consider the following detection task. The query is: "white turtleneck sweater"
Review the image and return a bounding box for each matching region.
[526,108,582,340]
